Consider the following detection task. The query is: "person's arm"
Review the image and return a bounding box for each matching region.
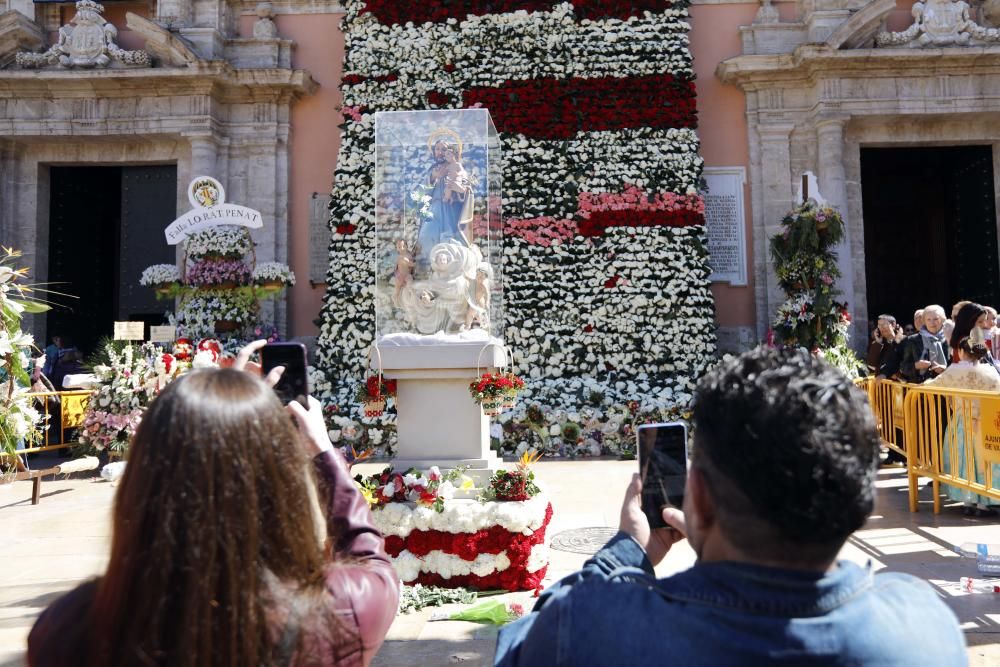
[495,532,650,666]
[288,398,400,660]
[898,338,922,382]
[496,475,684,666]
[866,340,883,372]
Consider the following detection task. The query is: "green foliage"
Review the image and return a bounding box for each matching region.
[770,200,852,350]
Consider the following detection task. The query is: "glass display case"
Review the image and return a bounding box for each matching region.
[373,109,503,340]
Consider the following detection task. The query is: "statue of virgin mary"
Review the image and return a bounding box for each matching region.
[417,128,474,254]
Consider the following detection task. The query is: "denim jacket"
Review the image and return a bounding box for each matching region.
[495,533,966,666]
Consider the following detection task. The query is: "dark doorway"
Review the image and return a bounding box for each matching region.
[861,146,1000,328]
[47,165,177,356]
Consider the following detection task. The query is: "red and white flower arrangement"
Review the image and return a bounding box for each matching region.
[360,452,551,592]
[355,376,397,417]
[469,372,519,416]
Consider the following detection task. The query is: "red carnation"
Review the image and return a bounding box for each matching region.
[384,535,404,557]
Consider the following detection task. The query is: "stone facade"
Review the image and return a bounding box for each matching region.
[719,0,1000,344]
[0,0,322,340]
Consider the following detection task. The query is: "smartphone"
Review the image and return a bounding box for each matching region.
[637,422,689,529]
[260,342,309,408]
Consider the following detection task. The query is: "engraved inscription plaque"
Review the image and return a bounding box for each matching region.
[702,167,748,286]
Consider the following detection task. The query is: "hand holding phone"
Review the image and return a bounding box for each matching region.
[637,422,688,529]
[260,342,309,408]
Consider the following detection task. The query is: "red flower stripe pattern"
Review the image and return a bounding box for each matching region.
[463,74,697,139]
[389,502,553,592]
[362,0,681,25]
[414,568,547,594]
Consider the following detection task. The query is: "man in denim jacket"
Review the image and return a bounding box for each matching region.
[495,347,966,666]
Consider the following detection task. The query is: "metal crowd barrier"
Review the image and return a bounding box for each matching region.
[902,384,1000,513]
[867,378,911,460]
[14,390,92,455]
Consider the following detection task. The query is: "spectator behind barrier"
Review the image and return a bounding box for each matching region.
[495,347,966,667]
[28,341,400,667]
[866,313,903,377]
[886,304,950,383]
[950,303,988,364]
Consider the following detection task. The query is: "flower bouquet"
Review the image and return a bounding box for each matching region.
[501,371,525,411]
[185,258,252,289]
[356,375,397,417]
[139,263,181,298]
[355,464,470,513]
[185,228,253,261]
[252,262,296,292]
[469,373,515,416]
[481,450,541,502]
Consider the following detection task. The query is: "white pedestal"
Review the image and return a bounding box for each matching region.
[378,335,506,495]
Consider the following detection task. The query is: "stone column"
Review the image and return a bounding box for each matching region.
[187,134,218,180]
[816,116,856,335]
[755,122,795,337]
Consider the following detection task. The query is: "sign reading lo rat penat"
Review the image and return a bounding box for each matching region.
[164,176,263,245]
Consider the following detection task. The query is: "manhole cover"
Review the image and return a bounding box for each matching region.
[548,527,619,555]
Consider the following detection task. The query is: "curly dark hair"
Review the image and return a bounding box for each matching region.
[691,347,879,564]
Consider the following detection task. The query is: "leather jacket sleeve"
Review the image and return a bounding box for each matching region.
[313,449,400,664]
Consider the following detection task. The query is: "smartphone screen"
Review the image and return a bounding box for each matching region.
[260,342,309,408]
[637,422,688,529]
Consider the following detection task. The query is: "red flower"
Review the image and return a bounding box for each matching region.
[336,223,356,235]
[405,531,435,557]
[427,91,451,107]
[384,535,404,557]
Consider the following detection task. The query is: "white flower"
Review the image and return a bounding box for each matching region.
[139,264,180,286]
[252,262,296,285]
[192,350,218,369]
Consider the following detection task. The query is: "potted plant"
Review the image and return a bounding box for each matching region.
[469,373,513,417]
[501,371,524,410]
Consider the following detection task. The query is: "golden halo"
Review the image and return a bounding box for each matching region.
[427,127,463,160]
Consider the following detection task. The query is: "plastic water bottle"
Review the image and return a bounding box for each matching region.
[956,542,1000,574]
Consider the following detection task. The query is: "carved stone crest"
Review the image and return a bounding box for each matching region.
[16,0,150,69]
[877,0,1000,46]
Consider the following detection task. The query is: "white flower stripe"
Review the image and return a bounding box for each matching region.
[390,549,514,582]
[372,495,550,537]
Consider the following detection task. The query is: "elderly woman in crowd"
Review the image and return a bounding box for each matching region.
[887,304,949,383]
[926,336,1000,517]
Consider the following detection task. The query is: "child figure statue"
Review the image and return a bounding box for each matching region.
[464,265,492,330]
[392,240,415,304]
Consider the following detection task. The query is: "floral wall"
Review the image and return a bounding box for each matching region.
[315,0,717,457]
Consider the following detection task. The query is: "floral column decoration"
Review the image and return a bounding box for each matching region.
[769,200,860,375]
[316,0,717,458]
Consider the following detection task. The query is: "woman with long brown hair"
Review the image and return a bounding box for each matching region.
[28,343,399,665]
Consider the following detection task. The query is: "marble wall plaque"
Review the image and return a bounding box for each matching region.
[702,167,748,286]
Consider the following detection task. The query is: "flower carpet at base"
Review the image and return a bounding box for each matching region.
[374,498,553,592]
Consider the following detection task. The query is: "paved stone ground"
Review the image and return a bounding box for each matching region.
[2,457,999,666]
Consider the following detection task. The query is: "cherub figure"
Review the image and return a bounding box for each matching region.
[392,239,415,303]
[464,265,492,330]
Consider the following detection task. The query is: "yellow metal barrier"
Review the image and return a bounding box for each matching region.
[868,378,912,459]
[9,390,93,455]
[903,384,1000,513]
